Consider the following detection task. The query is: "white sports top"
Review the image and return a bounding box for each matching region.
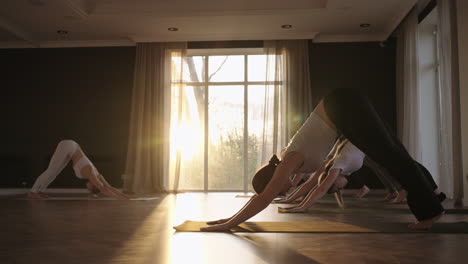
[331,142,365,175]
[73,156,98,179]
[281,112,338,173]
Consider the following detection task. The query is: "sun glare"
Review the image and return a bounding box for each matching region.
[171,121,201,159]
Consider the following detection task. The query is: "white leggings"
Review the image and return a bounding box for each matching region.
[30,140,79,193]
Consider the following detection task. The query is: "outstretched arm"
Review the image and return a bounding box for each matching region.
[290,173,306,188]
[274,139,341,204]
[86,170,131,200]
[274,172,320,204]
[201,151,304,231]
[279,168,341,213]
[97,174,134,199]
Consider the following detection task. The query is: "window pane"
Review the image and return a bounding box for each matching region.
[209,56,244,82]
[208,85,244,190]
[248,55,267,81]
[171,55,205,83]
[183,56,205,82]
[169,85,205,190]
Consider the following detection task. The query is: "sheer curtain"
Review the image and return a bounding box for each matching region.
[395,7,422,161]
[437,0,462,201]
[167,47,204,192]
[260,40,313,165]
[124,42,186,194]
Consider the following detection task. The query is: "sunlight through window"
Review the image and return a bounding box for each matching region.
[169,48,282,191]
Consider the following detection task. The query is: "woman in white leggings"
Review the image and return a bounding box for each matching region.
[29,140,131,199]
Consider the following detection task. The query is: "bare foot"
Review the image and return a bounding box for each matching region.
[38,192,50,198]
[28,192,48,199]
[353,185,370,198]
[384,191,397,201]
[408,212,444,230]
[390,189,407,203]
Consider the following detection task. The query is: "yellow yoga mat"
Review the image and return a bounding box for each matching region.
[174,220,376,233]
[174,220,468,233]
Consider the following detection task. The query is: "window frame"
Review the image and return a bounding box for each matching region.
[171,48,283,192]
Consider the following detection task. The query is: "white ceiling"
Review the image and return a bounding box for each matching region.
[0,0,417,48]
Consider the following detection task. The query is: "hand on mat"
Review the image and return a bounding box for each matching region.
[278,206,306,213]
[206,218,231,225]
[200,223,232,232]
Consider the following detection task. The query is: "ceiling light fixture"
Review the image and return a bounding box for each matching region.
[360,23,371,28]
[168,27,179,32]
[57,30,68,35]
[281,24,292,29]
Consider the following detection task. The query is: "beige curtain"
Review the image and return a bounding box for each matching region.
[282,40,314,140]
[261,40,313,165]
[124,42,186,193]
[395,7,422,161]
[437,0,462,201]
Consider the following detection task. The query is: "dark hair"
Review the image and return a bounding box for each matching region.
[252,155,281,194]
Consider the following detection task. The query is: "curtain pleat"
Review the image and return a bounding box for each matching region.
[395,7,422,162]
[437,0,462,200]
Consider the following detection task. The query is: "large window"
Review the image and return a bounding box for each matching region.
[169,48,282,191]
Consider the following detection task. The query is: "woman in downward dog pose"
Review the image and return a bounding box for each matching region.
[28,140,132,200]
[276,147,399,204]
[275,140,445,210]
[202,89,445,231]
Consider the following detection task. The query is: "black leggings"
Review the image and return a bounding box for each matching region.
[323,89,444,221]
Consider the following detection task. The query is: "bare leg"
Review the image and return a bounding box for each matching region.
[29,140,78,197]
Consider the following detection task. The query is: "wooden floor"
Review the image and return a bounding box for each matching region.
[1,191,468,264]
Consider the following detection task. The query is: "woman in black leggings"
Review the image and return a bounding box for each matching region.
[323,89,444,223]
[201,89,444,232]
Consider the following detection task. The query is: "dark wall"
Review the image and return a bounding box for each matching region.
[0,47,135,188]
[308,39,397,188]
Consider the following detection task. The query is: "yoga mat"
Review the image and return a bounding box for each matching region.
[235,195,253,198]
[174,220,468,233]
[274,199,391,205]
[278,207,468,215]
[236,195,401,204]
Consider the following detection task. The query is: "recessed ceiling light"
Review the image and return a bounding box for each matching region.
[168,27,179,32]
[281,24,292,29]
[360,23,371,28]
[57,30,68,35]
